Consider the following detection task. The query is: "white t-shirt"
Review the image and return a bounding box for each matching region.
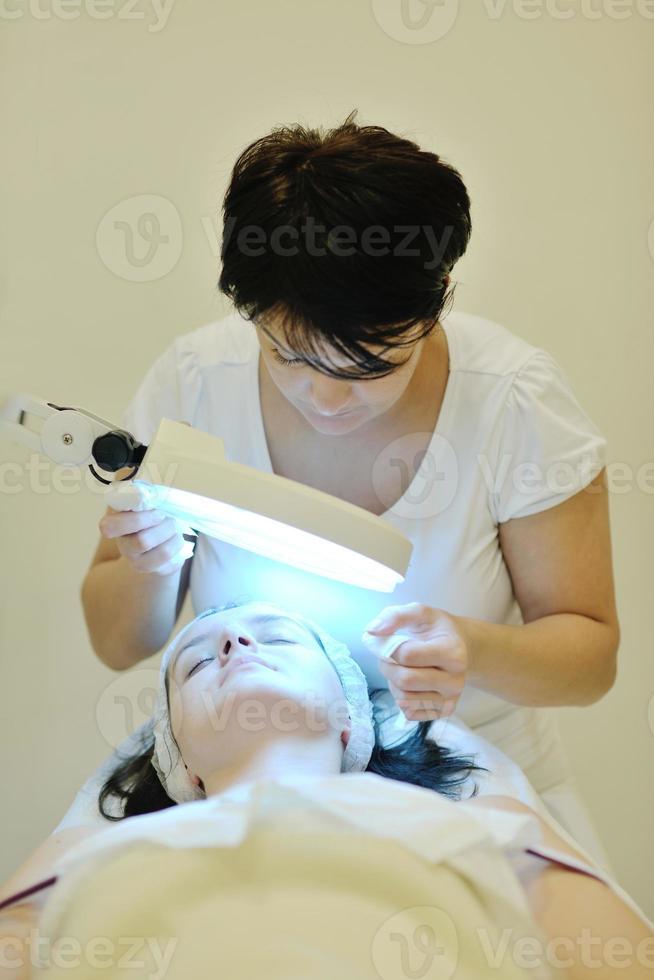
[121,308,607,786]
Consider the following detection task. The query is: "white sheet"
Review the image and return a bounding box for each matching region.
[38,771,653,980]
[53,693,608,875]
[49,695,650,926]
[40,774,553,980]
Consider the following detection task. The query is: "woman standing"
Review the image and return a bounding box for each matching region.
[82,110,619,867]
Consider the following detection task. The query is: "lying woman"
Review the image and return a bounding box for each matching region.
[2,600,652,980]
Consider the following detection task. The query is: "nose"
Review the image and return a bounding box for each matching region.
[218,625,258,662]
[309,377,352,415]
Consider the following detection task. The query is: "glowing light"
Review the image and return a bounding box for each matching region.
[139,482,403,592]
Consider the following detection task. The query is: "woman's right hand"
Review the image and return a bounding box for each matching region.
[99,506,192,576]
[97,422,196,577]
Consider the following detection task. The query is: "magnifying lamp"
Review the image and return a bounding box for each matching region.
[1,394,412,592]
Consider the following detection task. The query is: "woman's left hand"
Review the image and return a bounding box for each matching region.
[363,602,470,721]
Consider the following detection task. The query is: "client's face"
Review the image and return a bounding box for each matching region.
[166,601,351,790]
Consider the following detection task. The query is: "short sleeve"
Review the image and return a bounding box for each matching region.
[121,338,203,445]
[490,352,608,524]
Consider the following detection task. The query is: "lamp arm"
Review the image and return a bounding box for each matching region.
[0,393,147,483]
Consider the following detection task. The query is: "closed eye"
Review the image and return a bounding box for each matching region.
[271,348,304,367]
[186,639,297,677]
[187,657,213,678]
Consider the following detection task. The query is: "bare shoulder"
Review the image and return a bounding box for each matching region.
[0,824,108,904]
[465,794,592,864]
[465,793,537,816]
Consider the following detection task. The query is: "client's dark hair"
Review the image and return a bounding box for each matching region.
[99,709,487,821]
[217,109,471,380]
[99,602,488,821]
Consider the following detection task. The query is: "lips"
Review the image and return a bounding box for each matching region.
[220,653,274,686]
[300,399,353,415]
[310,406,355,418]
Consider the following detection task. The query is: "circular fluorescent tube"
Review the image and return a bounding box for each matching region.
[136,419,412,592]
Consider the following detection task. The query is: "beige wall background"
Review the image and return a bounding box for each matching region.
[1,0,652,916]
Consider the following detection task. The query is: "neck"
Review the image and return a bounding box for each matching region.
[201,738,343,801]
[358,322,448,435]
[391,324,446,418]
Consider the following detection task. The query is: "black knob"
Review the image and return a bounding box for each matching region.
[92,430,144,473]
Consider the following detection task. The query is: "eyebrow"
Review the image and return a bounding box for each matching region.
[171,613,317,674]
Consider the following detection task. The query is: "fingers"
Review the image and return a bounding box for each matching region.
[116,517,184,559]
[387,681,459,720]
[126,534,188,574]
[400,700,458,721]
[148,550,191,577]
[100,509,167,538]
[366,602,437,634]
[386,636,468,674]
[380,659,465,698]
[99,507,191,575]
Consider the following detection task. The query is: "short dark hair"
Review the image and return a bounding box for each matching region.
[217,109,472,379]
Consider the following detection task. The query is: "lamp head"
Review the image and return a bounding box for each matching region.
[132,419,412,593]
[1,396,412,592]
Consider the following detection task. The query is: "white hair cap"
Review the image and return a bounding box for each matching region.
[151,603,376,804]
